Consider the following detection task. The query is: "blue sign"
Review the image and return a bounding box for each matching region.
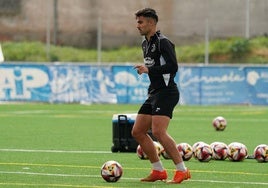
[0,64,50,102]
[244,67,268,104]
[113,65,149,103]
[178,66,249,105]
[0,63,268,105]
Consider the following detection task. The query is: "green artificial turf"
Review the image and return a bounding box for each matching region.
[0,104,267,187]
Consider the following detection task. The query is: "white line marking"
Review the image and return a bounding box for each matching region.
[191,179,268,185]
[0,110,120,115]
[0,171,96,178]
[0,149,111,154]
[0,171,267,186]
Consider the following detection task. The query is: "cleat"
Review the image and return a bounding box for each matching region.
[141,170,168,182]
[167,169,191,184]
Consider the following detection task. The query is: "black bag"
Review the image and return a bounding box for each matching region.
[111,114,156,152]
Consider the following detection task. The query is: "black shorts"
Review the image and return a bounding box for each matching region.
[138,87,180,119]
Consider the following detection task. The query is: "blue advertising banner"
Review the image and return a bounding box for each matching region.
[0,63,267,105]
[178,66,249,105]
[113,65,149,104]
[48,64,91,103]
[244,67,268,104]
[46,64,118,103]
[0,64,50,102]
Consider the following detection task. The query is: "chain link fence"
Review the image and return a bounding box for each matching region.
[0,0,267,62]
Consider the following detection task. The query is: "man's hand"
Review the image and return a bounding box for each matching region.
[134,65,149,75]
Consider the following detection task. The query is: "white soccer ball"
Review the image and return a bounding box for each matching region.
[210,142,228,160]
[227,142,248,161]
[101,160,123,182]
[194,142,213,162]
[136,144,148,159]
[161,149,170,159]
[253,144,268,162]
[136,141,162,160]
[212,116,227,131]
[192,141,206,159]
[177,142,193,161]
[153,141,164,157]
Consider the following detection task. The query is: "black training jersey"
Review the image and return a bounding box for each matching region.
[141,31,178,94]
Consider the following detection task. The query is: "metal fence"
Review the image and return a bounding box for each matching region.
[0,0,267,63]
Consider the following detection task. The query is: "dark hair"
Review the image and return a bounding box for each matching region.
[135,8,158,23]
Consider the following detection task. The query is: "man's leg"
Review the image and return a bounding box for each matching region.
[151,115,191,183]
[132,114,167,182]
[151,115,182,164]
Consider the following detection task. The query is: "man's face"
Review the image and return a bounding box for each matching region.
[136,16,152,36]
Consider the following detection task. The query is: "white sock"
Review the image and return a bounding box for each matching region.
[175,162,187,171]
[152,161,164,171]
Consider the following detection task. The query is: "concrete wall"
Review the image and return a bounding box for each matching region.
[0,0,267,48]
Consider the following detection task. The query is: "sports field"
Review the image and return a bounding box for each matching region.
[0,104,267,188]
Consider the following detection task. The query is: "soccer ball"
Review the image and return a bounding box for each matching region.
[153,141,164,157]
[136,141,162,159]
[177,143,193,161]
[101,160,123,182]
[136,144,148,159]
[227,142,248,161]
[210,142,228,160]
[161,148,171,159]
[212,116,227,131]
[194,142,213,162]
[192,141,206,159]
[253,144,268,162]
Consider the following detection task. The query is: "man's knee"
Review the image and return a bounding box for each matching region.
[131,127,138,138]
[132,126,148,139]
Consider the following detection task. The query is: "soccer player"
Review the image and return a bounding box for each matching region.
[131,8,191,184]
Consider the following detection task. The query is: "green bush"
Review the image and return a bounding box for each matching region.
[177,44,205,63]
[210,39,230,55]
[2,42,47,61]
[1,36,268,64]
[229,38,250,59]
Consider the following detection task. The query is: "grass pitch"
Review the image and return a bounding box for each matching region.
[0,104,267,187]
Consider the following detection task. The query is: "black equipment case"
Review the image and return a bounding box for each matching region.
[111,114,156,152]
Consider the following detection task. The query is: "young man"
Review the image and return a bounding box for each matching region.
[132,8,191,184]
